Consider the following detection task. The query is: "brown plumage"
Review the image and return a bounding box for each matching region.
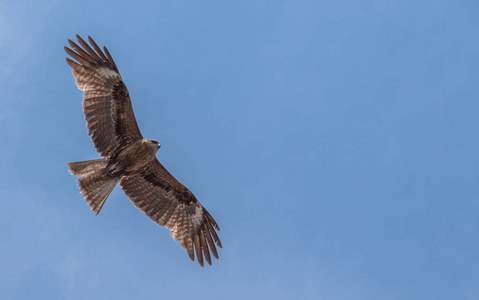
[65,35,222,266]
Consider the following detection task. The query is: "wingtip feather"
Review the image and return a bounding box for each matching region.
[194,235,204,267]
[200,229,212,265]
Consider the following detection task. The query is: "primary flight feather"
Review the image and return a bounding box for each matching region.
[65,35,222,266]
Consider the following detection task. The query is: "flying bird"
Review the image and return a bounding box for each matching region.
[65,35,222,266]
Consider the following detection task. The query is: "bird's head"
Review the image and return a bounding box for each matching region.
[149,139,161,150]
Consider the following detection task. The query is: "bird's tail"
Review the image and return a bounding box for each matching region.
[68,159,119,214]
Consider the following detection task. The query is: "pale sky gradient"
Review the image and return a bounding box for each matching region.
[1,1,479,299]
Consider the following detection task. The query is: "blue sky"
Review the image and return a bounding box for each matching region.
[1,0,479,299]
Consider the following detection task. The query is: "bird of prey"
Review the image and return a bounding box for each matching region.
[65,35,222,266]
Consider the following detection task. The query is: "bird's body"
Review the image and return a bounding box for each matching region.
[65,35,221,266]
[109,139,160,174]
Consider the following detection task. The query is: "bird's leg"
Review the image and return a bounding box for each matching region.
[108,161,119,173]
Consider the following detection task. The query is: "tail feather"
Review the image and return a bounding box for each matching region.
[68,159,119,214]
[68,159,108,176]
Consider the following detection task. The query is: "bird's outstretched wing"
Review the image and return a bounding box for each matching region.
[119,159,222,266]
[64,35,143,157]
